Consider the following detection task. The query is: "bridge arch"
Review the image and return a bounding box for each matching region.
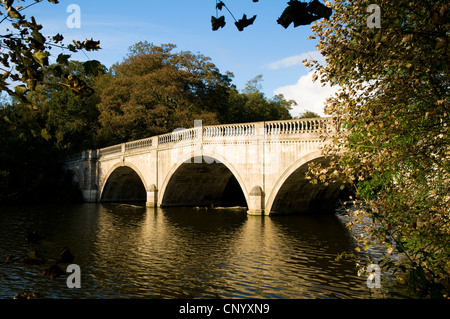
[266,150,343,215]
[159,152,249,208]
[100,162,148,203]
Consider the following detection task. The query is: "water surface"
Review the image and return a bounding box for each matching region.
[0,204,409,299]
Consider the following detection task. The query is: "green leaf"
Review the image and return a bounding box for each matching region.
[41,129,52,141]
[14,85,28,96]
[48,65,63,77]
[7,7,22,19]
[32,50,50,66]
[31,30,46,44]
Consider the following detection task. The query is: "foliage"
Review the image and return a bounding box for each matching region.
[0,99,82,204]
[0,0,101,102]
[96,42,294,146]
[224,75,294,123]
[305,0,449,298]
[277,0,332,28]
[296,110,321,118]
[212,0,332,31]
[25,61,104,154]
[0,38,294,204]
[96,42,230,146]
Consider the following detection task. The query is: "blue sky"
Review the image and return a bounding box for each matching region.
[22,0,338,116]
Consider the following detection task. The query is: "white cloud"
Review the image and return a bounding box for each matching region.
[274,72,340,117]
[265,51,325,70]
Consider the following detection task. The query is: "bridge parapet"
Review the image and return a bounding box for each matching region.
[203,123,256,137]
[265,118,333,135]
[99,145,122,157]
[158,127,199,145]
[94,117,332,158]
[125,137,153,151]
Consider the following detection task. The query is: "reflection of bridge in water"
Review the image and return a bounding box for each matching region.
[64,118,346,215]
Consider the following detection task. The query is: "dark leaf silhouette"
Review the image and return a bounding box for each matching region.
[277,0,332,29]
[83,60,105,77]
[216,1,225,10]
[307,0,332,20]
[235,14,257,31]
[211,15,226,31]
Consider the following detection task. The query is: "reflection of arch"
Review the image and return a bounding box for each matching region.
[159,152,249,208]
[266,150,341,214]
[100,162,147,203]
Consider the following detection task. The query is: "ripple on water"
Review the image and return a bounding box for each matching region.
[0,204,411,299]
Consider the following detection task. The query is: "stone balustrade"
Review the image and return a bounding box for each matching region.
[203,123,256,137]
[125,137,153,151]
[99,145,122,157]
[158,127,198,145]
[95,118,331,158]
[265,118,330,135]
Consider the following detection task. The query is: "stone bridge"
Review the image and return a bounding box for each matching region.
[64,118,344,215]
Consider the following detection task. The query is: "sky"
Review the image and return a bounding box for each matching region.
[21,0,339,117]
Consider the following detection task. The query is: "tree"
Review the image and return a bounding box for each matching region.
[0,0,101,103]
[0,98,82,204]
[296,110,320,118]
[24,61,104,154]
[224,75,294,123]
[305,0,449,297]
[96,42,233,146]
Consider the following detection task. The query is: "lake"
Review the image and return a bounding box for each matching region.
[0,203,411,299]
